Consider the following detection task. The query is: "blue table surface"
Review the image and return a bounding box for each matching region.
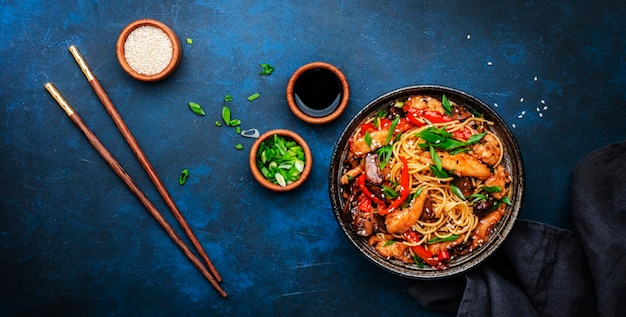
[2,1,626,316]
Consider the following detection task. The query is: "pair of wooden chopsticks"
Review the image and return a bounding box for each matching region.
[45,46,226,298]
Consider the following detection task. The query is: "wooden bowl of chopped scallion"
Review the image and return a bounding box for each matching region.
[249,129,312,191]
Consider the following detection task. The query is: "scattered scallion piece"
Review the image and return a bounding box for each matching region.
[178,169,189,185]
[247,93,260,101]
[235,144,244,150]
[236,127,241,134]
[215,121,222,127]
[222,106,231,126]
[229,119,241,126]
[224,94,233,102]
[189,102,205,116]
[186,38,193,45]
[259,63,274,75]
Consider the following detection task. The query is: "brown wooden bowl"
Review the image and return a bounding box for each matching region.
[286,62,349,124]
[116,19,182,82]
[249,129,312,192]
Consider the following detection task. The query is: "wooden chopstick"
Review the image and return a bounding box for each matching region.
[44,83,227,298]
[68,45,222,283]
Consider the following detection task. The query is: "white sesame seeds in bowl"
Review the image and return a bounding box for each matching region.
[116,19,182,82]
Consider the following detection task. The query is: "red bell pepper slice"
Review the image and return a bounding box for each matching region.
[402,230,447,269]
[359,123,376,137]
[357,195,372,213]
[378,156,410,215]
[451,127,473,141]
[405,108,453,127]
[356,174,387,207]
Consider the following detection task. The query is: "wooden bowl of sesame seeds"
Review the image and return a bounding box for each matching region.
[116,19,182,82]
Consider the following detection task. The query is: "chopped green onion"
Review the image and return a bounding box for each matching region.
[188,102,205,116]
[429,144,442,172]
[247,93,260,101]
[224,94,233,102]
[222,106,231,126]
[385,116,400,144]
[275,173,286,187]
[442,94,452,116]
[501,196,512,205]
[430,165,449,178]
[178,169,189,185]
[383,240,396,246]
[235,144,244,150]
[259,63,274,75]
[229,119,241,127]
[364,131,372,148]
[382,186,399,199]
[186,38,193,45]
[483,186,502,193]
[236,127,241,134]
[377,145,393,169]
[469,193,488,203]
[426,235,460,244]
[450,184,466,200]
[215,121,222,127]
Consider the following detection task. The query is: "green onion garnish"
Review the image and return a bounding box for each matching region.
[247,93,260,101]
[178,169,189,185]
[189,102,205,116]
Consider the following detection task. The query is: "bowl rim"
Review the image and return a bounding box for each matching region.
[328,84,525,279]
[116,18,182,82]
[249,129,313,192]
[286,62,350,125]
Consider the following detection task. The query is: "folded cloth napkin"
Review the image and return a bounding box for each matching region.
[409,141,626,316]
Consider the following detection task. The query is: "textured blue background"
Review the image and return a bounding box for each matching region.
[1,1,625,316]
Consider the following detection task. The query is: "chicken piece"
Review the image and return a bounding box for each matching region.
[472,134,502,166]
[420,152,492,180]
[470,205,505,251]
[340,165,363,185]
[484,165,510,200]
[427,235,465,255]
[351,129,389,156]
[369,234,413,264]
[385,189,429,234]
[404,95,445,115]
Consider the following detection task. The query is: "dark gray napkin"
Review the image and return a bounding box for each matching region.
[409,141,626,316]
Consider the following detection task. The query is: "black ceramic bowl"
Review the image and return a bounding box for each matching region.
[328,85,524,279]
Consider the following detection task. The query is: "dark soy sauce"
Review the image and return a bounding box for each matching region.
[293,68,342,118]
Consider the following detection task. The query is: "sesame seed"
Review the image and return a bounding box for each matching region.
[543,106,548,110]
[512,124,516,128]
[518,115,523,119]
[124,25,173,76]
[487,61,493,66]
[539,113,543,117]
[521,110,526,115]
[536,107,540,112]
[494,103,498,107]
[467,34,471,39]
[534,76,538,81]
[520,97,524,102]
[541,99,546,104]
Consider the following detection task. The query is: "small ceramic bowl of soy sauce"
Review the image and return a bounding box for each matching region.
[286,62,350,124]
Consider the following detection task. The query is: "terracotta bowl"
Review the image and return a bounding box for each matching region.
[116,19,182,82]
[328,85,525,279]
[286,62,349,124]
[249,129,312,192]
